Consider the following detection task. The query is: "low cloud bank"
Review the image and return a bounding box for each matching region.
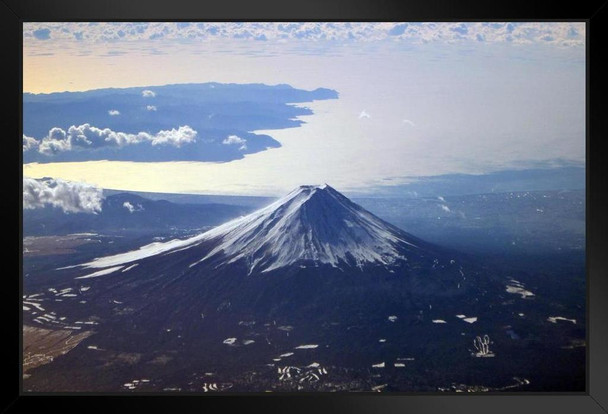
[23,177,104,214]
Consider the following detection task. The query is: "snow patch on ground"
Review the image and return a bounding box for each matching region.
[505,281,535,298]
[24,301,45,312]
[295,344,318,349]
[547,316,576,324]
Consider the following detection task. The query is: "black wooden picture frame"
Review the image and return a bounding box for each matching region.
[4,1,607,413]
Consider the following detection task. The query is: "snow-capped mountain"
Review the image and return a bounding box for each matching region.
[48,183,491,328]
[78,184,435,275]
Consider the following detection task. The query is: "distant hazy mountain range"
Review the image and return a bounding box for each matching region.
[23,192,253,236]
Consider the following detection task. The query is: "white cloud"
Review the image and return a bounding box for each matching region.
[440,204,451,213]
[146,105,157,111]
[402,119,415,127]
[123,201,134,212]
[22,22,586,47]
[222,135,247,145]
[122,201,144,213]
[36,123,197,154]
[108,109,120,116]
[23,177,104,214]
[142,89,156,97]
[437,196,445,202]
[23,135,39,151]
[38,127,71,155]
[358,110,371,119]
[150,125,197,147]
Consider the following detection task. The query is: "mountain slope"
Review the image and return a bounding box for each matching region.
[78,185,443,275]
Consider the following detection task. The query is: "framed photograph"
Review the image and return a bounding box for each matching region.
[6,0,608,412]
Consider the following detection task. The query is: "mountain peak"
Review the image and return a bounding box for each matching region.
[265,183,342,215]
[292,183,334,195]
[191,183,421,274]
[299,183,330,190]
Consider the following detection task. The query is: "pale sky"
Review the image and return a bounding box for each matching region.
[22,22,586,196]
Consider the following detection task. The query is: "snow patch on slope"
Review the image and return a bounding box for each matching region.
[76,265,124,279]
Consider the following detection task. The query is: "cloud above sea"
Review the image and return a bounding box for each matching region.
[27,124,198,156]
[23,177,104,214]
